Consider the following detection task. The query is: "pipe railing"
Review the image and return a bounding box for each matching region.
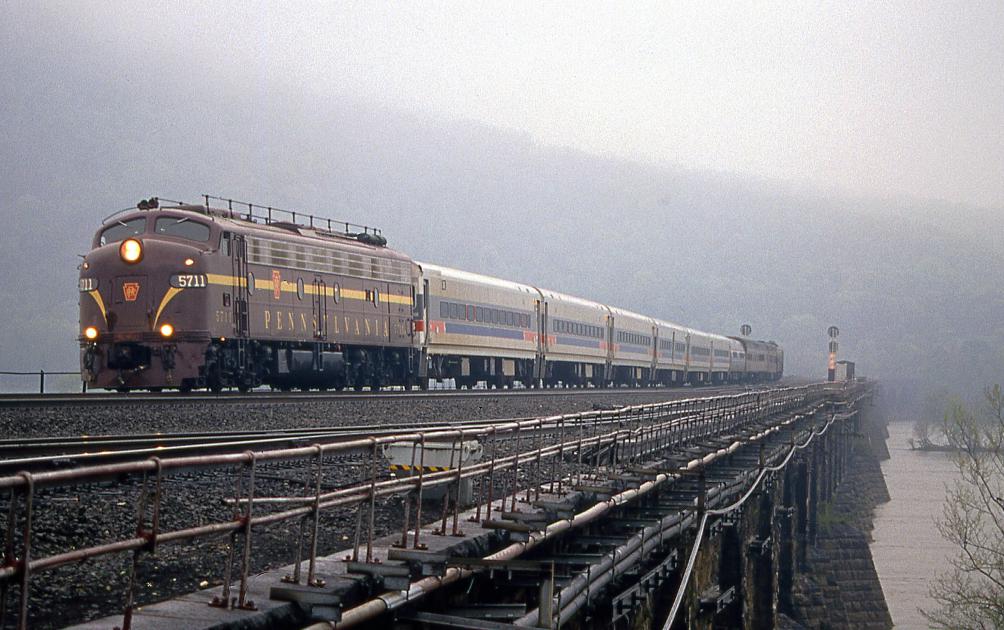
[0,384,833,630]
[322,385,838,628]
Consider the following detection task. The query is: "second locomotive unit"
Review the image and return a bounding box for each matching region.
[79,196,783,392]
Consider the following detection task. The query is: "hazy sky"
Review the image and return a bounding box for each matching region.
[4,1,1003,209]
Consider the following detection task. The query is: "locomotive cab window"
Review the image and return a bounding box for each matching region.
[296,278,305,300]
[100,218,146,246]
[155,217,210,242]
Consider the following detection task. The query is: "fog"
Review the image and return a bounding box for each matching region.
[2,2,1002,399]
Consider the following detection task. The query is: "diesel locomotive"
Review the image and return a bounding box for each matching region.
[78,196,783,392]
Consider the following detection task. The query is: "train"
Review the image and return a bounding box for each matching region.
[78,197,783,392]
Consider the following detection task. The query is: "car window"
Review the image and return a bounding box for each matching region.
[155,217,211,242]
[100,218,146,245]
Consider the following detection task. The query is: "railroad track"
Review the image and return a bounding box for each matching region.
[0,382,798,474]
[0,416,543,476]
[0,382,774,408]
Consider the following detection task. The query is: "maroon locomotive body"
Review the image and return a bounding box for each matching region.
[79,198,419,391]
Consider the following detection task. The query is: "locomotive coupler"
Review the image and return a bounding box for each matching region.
[160,344,177,371]
[83,344,97,370]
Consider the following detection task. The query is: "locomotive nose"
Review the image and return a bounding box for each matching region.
[81,237,205,336]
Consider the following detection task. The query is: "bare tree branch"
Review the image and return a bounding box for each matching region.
[922,384,1004,628]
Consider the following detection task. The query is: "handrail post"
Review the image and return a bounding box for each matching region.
[483,428,496,523]
[236,453,258,610]
[397,439,418,547]
[413,434,427,549]
[306,445,324,586]
[452,430,465,536]
[16,473,34,630]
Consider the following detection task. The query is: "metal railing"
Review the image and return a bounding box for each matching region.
[0,384,833,629]
[203,195,383,238]
[0,370,82,394]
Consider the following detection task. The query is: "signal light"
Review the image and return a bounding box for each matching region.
[159,323,174,338]
[120,239,143,263]
[84,326,99,340]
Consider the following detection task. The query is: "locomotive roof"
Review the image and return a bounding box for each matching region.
[209,210,409,258]
[102,198,411,260]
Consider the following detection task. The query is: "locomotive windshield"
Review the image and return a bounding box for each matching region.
[99,217,146,245]
[155,217,211,242]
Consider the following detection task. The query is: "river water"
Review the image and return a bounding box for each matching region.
[870,420,959,628]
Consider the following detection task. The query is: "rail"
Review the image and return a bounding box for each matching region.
[0,417,533,475]
[0,383,837,629]
[0,368,768,398]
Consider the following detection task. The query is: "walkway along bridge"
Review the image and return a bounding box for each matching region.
[0,381,875,629]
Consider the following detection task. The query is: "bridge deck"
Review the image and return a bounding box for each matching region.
[69,493,549,629]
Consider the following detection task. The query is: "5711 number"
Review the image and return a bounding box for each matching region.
[170,274,208,288]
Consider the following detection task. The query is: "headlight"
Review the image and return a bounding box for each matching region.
[120,238,143,263]
[84,326,99,340]
[184,258,195,266]
[159,323,174,338]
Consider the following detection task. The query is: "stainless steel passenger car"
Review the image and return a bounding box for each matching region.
[608,307,656,386]
[417,262,541,388]
[540,289,610,386]
[653,319,688,385]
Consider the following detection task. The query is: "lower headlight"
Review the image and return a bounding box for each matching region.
[84,326,99,340]
[159,323,174,338]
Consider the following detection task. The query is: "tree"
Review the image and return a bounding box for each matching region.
[910,390,949,450]
[923,384,1004,629]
